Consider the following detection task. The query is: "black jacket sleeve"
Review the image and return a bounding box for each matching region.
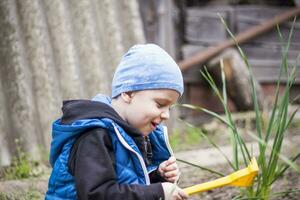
[68,128,165,200]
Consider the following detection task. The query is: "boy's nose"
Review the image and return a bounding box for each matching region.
[160,109,170,120]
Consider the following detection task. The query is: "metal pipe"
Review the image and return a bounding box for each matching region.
[178,6,300,71]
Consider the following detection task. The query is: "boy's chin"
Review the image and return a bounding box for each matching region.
[139,125,157,136]
[140,131,150,136]
[140,129,152,136]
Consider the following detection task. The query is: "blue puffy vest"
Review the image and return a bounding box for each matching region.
[45,118,172,199]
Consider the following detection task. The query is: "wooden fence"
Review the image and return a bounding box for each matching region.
[0,0,145,166]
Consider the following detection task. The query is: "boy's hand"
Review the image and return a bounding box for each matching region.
[162,182,188,200]
[158,156,179,183]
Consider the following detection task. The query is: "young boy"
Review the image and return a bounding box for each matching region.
[46,44,188,200]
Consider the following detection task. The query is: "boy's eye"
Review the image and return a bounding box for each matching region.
[156,102,174,111]
[156,102,164,108]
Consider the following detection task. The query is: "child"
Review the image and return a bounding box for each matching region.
[46,44,188,200]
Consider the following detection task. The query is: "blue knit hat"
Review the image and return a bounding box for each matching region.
[111,44,184,98]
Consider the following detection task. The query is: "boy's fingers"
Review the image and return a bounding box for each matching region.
[166,156,176,165]
[178,189,189,199]
[164,169,179,178]
[161,157,176,170]
[166,176,177,183]
[165,163,178,171]
[173,193,183,200]
[160,157,179,178]
[159,161,167,169]
[173,187,188,200]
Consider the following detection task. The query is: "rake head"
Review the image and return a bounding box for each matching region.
[228,157,259,187]
[183,157,259,195]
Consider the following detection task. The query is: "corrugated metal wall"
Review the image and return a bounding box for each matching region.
[0,0,145,166]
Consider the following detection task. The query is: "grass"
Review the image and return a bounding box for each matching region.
[0,139,49,199]
[1,138,44,181]
[169,126,203,151]
[177,16,300,199]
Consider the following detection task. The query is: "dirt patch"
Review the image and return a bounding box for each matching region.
[0,178,47,200]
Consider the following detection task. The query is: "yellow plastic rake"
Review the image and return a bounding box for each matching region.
[183,157,259,195]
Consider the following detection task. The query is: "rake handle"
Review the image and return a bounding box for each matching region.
[183,176,231,195]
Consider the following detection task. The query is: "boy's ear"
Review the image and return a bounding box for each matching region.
[120,92,134,103]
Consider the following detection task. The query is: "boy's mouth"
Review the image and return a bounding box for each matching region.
[151,122,158,129]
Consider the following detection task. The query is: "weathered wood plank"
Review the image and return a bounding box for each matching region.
[182,45,300,84]
[185,7,233,44]
[240,44,300,60]
[250,60,300,83]
[185,5,300,48]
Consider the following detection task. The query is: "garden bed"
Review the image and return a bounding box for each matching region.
[174,125,300,200]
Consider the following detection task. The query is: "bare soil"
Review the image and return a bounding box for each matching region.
[175,126,300,200]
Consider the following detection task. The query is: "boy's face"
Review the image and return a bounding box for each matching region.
[124,89,179,136]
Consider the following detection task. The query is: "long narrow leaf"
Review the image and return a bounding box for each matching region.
[179,104,234,129]
[246,131,300,173]
[177,118,235,170]
[219,15,259,168]
[177,158,225,177]
[220,59,240,168]
[284,106,299,131]
[272,152,300,184]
